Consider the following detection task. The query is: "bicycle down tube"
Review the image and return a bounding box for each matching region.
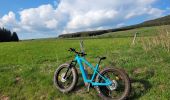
[75,55,112,86]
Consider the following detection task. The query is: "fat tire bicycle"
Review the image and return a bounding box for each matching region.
[54,48,131,100]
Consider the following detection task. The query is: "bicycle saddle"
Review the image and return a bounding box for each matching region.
[97,56,106,60]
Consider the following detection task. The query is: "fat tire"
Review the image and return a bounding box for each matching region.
[54,63,78,93]
[95,68,131,100]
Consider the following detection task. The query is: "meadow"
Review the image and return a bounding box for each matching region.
[0,25,170,100]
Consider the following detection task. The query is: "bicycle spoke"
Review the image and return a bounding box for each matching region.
[104,72,110,79]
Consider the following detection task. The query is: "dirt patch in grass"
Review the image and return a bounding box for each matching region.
[0,95,9,100]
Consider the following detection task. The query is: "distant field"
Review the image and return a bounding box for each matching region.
[0,26,170,100]
[96,25,170,38]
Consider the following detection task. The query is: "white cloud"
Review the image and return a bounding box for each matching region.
[116,23,125,28]
[148,8,164,17]
[66,10,118,29]
[0,0,167,39]
[19,4,58,32]
[125,7,164,19]
[59,0,164,33]
[0,11,17,28]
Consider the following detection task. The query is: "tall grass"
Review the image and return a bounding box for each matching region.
[140,26,170,52]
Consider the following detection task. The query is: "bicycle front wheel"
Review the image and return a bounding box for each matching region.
[95,68,131,100]
[54,63,78,93]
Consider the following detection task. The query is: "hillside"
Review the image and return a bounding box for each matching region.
[96,25,170,38]
[59,15,170,38]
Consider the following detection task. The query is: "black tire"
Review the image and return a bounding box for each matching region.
[54,63,78,93]
[95,68,131,100]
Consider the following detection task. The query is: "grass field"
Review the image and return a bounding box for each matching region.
[0,26,170,100]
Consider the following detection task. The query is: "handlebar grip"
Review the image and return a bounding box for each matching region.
[68,48,76,52]
[68,48,87,56]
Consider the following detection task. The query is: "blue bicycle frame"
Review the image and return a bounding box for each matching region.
[75,54,112,86]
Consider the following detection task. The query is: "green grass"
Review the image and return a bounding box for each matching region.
[0,27,170,100]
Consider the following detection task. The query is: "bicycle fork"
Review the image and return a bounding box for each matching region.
[63,60,77,79]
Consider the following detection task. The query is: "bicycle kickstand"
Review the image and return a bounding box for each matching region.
[87,83,91,92]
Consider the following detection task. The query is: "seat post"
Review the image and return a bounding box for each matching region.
[98,59,102,66]
[97,57,106,66]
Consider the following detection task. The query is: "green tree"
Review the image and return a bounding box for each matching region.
[0,27,12,42]
[11,32,19,41]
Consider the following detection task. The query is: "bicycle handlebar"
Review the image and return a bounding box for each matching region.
[68,48,87,56]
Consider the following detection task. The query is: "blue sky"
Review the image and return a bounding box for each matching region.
[0,0,56,16]
[0,0,170,40]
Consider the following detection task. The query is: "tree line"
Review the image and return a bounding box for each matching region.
[0,27,19,42]
[59,15,170,38]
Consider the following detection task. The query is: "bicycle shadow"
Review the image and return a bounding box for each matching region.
[128,67,154,99]
[73,73,93,93]
[73,70,153,100]
[128,78,152,100]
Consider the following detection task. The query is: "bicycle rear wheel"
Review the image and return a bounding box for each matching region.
[95,68,131,100]
[54,63,78,93]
